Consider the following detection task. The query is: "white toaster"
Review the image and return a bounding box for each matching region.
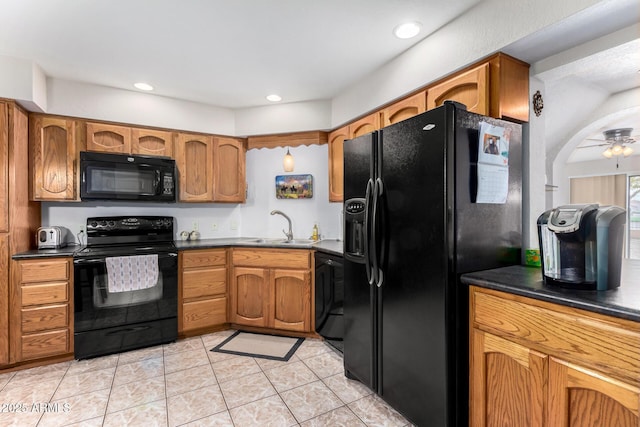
[36,226,70,249]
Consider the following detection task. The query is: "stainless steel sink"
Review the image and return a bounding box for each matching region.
[240,238,318,246]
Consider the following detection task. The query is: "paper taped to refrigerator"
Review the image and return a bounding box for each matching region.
[476,122,510,204]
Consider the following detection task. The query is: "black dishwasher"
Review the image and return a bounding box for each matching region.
[315,251,344,353]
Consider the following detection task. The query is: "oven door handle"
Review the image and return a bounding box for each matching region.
[74,252,177,264]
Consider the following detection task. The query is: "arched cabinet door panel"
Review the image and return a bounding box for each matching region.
[132,128,174,158]
[30,115,78,201]
[231,267,269,327]
[175,133,214,202]
[86,122,131,154]
[213,137,246,203]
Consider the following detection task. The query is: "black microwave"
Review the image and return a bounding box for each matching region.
[80,151,177,202]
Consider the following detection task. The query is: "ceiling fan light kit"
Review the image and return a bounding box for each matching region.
[600,128,635,159]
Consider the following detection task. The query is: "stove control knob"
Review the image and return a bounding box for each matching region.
[108,221,115,227]
[90,221,98,228]
[99,221,107,227]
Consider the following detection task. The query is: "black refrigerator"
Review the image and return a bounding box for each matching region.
[342,102,522,427]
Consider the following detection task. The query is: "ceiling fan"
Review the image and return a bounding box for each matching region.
[577,128,637,158]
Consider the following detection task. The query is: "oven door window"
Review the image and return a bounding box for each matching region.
[74,253,177,332]
[86,165,157,195]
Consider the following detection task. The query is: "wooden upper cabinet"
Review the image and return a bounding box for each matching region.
[381,91,427,126]
[131,128,173,157]
[328,126,348,203]
[0,102,8,232]
[349,112,380,138]
[175,133,214,202]
[30,115,78,201]
[213,137,246,203]
[86,122,131,154]
[427,62,490,115]
[426,53,530,122]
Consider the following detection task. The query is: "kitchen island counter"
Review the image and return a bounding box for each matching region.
[461,261,640,322]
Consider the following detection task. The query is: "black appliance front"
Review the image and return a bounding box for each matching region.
[80,151,176,202]
[342,103,522,427]
[314,252,344,353]
[74,250,178,359]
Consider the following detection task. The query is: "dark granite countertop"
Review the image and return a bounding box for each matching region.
[12,244,82,259]
[14,238,343,259]
[461,261,640,323]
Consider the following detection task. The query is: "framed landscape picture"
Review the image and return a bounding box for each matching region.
[275,174,313,199]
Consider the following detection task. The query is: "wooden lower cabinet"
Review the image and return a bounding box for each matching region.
[179,249,228,335]
[10,257,73,363]
[231,248,312,333]
[470,286,640,427]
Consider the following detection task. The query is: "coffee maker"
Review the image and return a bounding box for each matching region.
[537,204,625,290]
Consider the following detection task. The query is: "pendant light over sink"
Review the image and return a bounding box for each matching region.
[283,148,294,172]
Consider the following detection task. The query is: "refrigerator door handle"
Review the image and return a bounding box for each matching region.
[373,177,385,288]
[364,179,376,285]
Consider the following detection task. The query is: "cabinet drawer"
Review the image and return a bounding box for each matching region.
[21,329,69,361]
[183,267,226,299]
[183,297,227,331]
[472,288,640,387]
[21,282,68,306]
[182,249,226,268]
[233,249,311,269]
[19,259,69,283]
[22,304,69,333]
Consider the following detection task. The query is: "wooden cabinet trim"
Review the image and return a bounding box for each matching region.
[232,248,311,269]
[131,128,174,157]
[471,286,640,388]
[247,131,327,150]
[86,122,132,154]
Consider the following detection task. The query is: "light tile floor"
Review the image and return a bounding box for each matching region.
[0,330,412,426]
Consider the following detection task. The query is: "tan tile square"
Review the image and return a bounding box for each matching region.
[181,410,234,426]
[6,362,70,389]
[113,357,164,386]
[53,366,115,400]
[66,354,119,376]
[302,350,344,378]
[300,406,366,427]
[65,416,105,426]
[294,339,332,360]
[280,380,343,422]
[37,388,110,427]
[107,375,165,413]
[211,356,261,383]
[348,394,410,427]
[0,371,16,389]
[164,348,209,374]
[163,336,204,355]
[117,345,164,365]
[0,377,61,405]
[0,411,42,427]
[103,399,167,427]
[167,385,226,426]
[229,395,297,427]
[207,348,236,364]
[263,360,318,392]
[323,373,373,404]
[255,354,301,371]
[165,364,217,397]
[218,371,277,409]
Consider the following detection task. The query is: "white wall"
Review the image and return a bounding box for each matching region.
[42,143,342,243]
[234,100,332,136]
[242,144,342,240]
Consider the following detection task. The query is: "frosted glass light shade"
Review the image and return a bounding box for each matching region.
[283,148,294,172]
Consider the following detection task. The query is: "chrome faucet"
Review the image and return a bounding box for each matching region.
[270,210,293,241]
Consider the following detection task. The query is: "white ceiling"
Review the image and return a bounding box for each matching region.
[0,0,479,108]
[0,0,638,163]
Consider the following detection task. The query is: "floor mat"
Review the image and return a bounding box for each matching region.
[210,331,304,361]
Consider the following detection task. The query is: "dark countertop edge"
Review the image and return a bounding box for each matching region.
[461,266,640,323]
[13,239,344,259]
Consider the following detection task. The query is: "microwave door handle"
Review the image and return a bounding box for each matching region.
[155,170,162,195]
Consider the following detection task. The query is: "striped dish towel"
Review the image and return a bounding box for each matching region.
[105,254,159,293]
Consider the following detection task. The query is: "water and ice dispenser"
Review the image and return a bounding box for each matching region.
[537,204,625,290]
[344,198,366,262]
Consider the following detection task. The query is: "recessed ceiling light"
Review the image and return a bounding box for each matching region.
[393,22,421,39]
[134,82,154,91]
[266,94,282,102]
